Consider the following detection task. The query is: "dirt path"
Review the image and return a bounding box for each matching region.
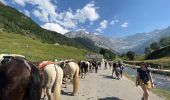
[61,68,164,100]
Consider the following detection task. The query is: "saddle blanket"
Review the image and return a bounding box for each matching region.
[38,61,54,69]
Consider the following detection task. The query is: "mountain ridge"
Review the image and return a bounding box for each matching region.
[65,27,170,54]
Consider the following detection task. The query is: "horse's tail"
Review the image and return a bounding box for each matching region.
[25,63,42,100]
[53,66,63,100]
[73,63,79,95]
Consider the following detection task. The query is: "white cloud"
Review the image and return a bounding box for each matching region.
[54,2,99,28]
[12,0,25,6]
[121,22,128,28]
[100,20,108,29]
[0,0,7,4]
[74,2,99,22]
[32,9,49,22]
[12,0,100,34]
[13,0,56,22]
[41,23,69,34]
[96,28,102,33]
[96,20,108,33]
[110,17,119,25]
[23,10,30,17]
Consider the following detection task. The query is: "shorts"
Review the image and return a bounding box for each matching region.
[139,79,152,89]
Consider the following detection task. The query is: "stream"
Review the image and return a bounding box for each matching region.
[124,66,170,92]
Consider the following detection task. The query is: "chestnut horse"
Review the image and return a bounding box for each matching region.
[0,56,42,100]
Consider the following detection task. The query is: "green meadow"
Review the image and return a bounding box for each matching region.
[0,32,87,61]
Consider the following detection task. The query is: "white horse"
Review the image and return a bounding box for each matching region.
[59,61,79,96]
[38,61,63,100]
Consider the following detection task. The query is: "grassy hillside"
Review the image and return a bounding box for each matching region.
[0,3,84,48]
[0,32,87,61]
[146,46,170,59]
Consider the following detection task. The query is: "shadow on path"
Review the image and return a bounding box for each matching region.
[61,90,73,96]
[98,97,123,100]
[98,97,124,100]
[100,75,117,80]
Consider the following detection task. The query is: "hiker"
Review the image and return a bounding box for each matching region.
[114,62,121,80]
[118,61,124,78]
[136,63,154,100]
[160,64,164,70]
[104,61,107,69]
[112,61,117,78]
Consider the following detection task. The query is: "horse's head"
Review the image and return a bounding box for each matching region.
[0,54,25,65]
[59,61,66,69]
[0,56,13,66]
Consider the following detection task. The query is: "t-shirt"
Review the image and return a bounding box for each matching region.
[113,63,117,68]
[137,68,150,84]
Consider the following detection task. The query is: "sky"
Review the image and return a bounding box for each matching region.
[1,0,170,37]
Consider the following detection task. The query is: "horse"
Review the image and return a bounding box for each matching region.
[78,61,89,79]
[91,61,98,73]
[59,61,79,96]
[0,55,42,100]
[38,61,63,100]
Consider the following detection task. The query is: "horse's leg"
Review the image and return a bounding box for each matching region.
[41,88,46,99]
[46,88,52,100]
[65,77,69,89]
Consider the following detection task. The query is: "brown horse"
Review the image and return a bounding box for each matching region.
[0,56,42,100]
[78,61,89,79]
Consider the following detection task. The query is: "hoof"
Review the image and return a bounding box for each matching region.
[72,93,77,96]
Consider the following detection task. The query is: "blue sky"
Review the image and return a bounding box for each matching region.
[1,0,170,37]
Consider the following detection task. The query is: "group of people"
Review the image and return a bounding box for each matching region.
[104,60,124,80]
[112,61,124,80]
[104,60,154,100]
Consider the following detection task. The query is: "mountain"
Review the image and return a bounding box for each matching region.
[65,27,170,54]
[0,2,83,48]
[65,30,113,50]
[0,3,116,55]
[117,27,170,54]
[73,37,101,53]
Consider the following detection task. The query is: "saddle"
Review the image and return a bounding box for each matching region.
[38,61,54,69]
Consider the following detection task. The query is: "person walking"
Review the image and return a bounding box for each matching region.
[136,63,154,100]
[114,62,121,80]
[104,61,107,70]
[118,61,124,78]
[112,61,117,78]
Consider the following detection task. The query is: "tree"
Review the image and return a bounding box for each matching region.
[126,51,135,60]
[99,48,116,60]
[159,37,169,47]
[120,53,126,59]
[169,36,170,45]
[99,48,106,55]
[150,42,160,51]
[144,47,151,55]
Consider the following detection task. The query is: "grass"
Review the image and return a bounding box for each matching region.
[145,57,170,64]
[151,88,170,100]
[135,54,145,60]
[113,56,123,61]
[123,72,170,100]
[135,54,170,65]
[0,32,88,61]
